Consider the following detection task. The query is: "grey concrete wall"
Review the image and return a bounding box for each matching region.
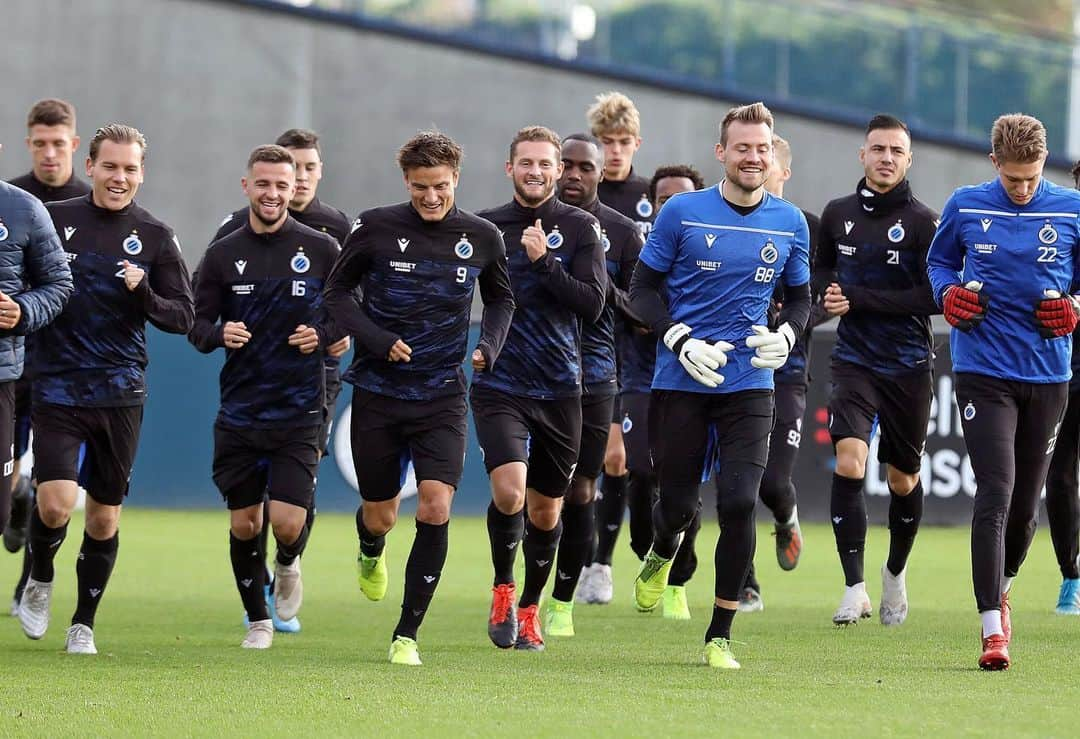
[2,0,1070,265]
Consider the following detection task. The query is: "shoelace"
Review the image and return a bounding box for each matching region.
[490,589,513,623]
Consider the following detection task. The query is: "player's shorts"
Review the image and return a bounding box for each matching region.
[470,385,581,498]
[650,389,774,487]
[620,391,653,475]
[320,370,343,455]
[32,402,143,506]
[0,382,15,488]
[577,392,617,481]
[827,360,932,474]
[213,421,320,511]
[350,387,467,502]
[610,393,623,424]
[13,377,31,458]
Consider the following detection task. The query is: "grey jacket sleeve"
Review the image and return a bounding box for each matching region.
[12,198,73,335]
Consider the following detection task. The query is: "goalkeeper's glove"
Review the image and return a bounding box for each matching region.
[745,324,796,370]
[1035,289,1080,338]
[942,281,989,332]
[663,323,734,389]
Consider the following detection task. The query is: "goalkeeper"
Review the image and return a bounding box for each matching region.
[628,102,809,669]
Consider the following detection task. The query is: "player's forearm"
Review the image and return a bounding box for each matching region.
[140,271,196,334]
[629,261,674,336]
[611,285,648,330]
[533,251,605,322]
[323,295,398,359]
[777,282,811,336]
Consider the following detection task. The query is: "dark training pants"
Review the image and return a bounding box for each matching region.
[1045,387,1080,580]
[956,373,1068,612]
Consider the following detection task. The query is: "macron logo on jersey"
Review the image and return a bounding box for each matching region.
[397,238,410,253]
[235,260,247,275]
[981,218,992,232]
[844,221,854,235]
[64,226,77,241]
[704,233,717,248]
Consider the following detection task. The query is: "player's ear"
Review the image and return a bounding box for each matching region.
[71,135,81,152]
[714,142,724,162]
[85,156,93,177]
[504,160,513,178]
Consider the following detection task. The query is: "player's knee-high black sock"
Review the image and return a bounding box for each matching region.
[669,506,701,587]
[519,518,562,608]
[487,502,523,586]
[593,473,627,565]
[28,508,66,582]
[830,473,867,586]
[394,520,449,641]
[627,472,657,560]
[705,605,737,641]
[356,508,386,558]
[230,532,268,622]
[72,531,118,628]
[552,501,592,602]
[886,481,924,576]
[276,524,310,566]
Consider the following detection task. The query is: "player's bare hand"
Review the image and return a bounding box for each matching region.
[0,292,21,330]
[388,338,412,362]
[472,348,486,371]
[824,282,850,316]
[522,218,547,262]
[222,321,251,349]
[327,336,351,358]
[289,324,319,354]
[122,260,145,291]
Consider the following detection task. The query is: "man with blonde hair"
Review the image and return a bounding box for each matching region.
[630,102,811,668]
[929,113,1080,670]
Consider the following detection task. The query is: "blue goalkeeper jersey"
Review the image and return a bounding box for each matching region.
[927,177,1080,383]
[638,186,810,394]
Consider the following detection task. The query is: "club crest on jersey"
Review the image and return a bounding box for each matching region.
[636,195,653,218]
[622,415,633,433]
[546,227,564,250]
[0,221,8,241]
[454,235,473,259]
[963,401,976,421]
[843,221,854,235]
[981,218,993,232]
[704,233,717,248]
[1039,221,1058,245]
[290,249,310,274]
[760,241,779,264]
[122,232,143,255]
[887,221,905,243]
[601,230,611,253]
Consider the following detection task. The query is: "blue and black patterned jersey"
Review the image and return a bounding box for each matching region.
[598,169,655,240]
[214,196,350,376]
[817,179,939,376]
[473,196,607,400]
[572,198,643,395]
[323,202,514,402]
[31,196,194,407]
[190,217,341,429]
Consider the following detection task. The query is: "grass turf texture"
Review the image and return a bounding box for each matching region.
[0,510,1077,737]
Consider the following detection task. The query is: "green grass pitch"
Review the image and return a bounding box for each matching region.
[0,508,1077,737]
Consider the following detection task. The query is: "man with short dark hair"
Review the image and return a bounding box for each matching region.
[818,114,939,629]
[4,98,91,605]
[324,131,514,665]
[928,112,1080,670]
[474,125,606,652]
[543,133,641,637]
[190,144,341,650]
[20,124,194,655]
[578,164,706,619]
[212,127,350,632]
